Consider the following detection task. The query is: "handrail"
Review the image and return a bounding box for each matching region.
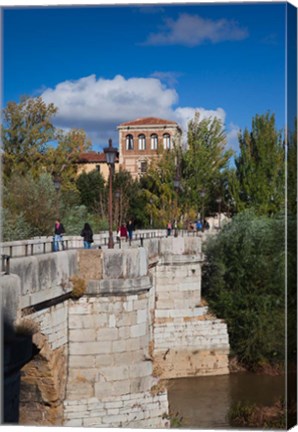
[0,229,203,259]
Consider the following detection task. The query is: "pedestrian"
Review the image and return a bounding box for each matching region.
[167,221,172,237]
[120,223,128,241]
[81,222,94,249]
[203,218,210,230]
[127,220,134,243]
[196,220,203,232]
[53,218,65,252]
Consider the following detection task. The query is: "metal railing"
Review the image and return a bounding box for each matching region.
[0,229,204,260]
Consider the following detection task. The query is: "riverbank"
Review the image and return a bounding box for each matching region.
[167,372,286,429]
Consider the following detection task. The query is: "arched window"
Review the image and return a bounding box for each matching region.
[126,134,134,150]
[163,133,171,149]
[138,134,146,150]
[151,134,158,150]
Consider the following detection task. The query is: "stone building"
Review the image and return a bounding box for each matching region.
[76,151,119,181]
[117,117,182,179]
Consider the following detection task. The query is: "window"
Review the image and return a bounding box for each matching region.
[151,134,158,150]
[96,165,100,172]
[163,133,171,149]
[138,134,146,150]
[140,161,148,173]
[126,134,134,150]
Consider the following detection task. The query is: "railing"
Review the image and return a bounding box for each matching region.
[0,229,204,260]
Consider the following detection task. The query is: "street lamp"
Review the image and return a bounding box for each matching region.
[53,177,61,218]
[200,189,206,231]
[216,197,222,229]
[115,190,120,227]
[149,198,153,228]
[104,138,118,249]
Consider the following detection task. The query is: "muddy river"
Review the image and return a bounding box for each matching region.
[167,372,286,428]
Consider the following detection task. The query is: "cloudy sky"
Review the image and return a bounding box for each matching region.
[2,1,291,153]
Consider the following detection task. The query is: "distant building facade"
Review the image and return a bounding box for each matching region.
[117,117,182,179]
[76,152,119,181]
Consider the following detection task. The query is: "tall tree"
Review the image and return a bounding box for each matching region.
[3,172,58,239]
[1,96,57,178]
[46,128,92,191]
[183,113,233,217]
[231,112,285,215]
[76,169,106,216]
[140,148,178,227]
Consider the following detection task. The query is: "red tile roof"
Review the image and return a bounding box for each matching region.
[118,117,178,127]
[78,152,119,163]
[78,152,107,163]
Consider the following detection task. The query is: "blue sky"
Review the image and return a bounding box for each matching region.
[2,1,291,153]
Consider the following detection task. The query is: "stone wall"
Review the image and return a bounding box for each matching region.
[64,247,169,428]
[64,293,168,428]
[153,237,230,378]
[19,302,69,425]
[1,251,77,426]
[1,236,230,427]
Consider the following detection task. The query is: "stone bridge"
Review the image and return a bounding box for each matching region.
[1,234,230,427]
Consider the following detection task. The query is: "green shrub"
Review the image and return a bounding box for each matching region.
[202,210,285,369]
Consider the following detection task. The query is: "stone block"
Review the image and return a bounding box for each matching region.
[69,341,111,355]
[69,355,95,368]
[137,309,148,324]
[69,328,97,342]
[66,382,94,400]
[78,249,103,280]
[97,327,118,341]
[130,323,147,338]
[99,365,130,381]
[111,339,127,353]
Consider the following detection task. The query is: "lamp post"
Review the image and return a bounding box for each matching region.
[149,198,153,228]
[173,178,180,237]
[104,138,118,249]
[200,189,206,231]
[115,190,120,227]
[216,197,222,229]
[53,178,61,218]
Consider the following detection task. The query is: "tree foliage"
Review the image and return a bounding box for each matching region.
[3,172,58,239]
[202,210,285,369]
[2,96,57,178]
[230,113,285,215]
[183,113,233,214]
[76,169,106,215]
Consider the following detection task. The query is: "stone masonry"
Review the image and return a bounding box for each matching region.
[63,247,169,428]
[152,237,230,379]
[1,235,230,427]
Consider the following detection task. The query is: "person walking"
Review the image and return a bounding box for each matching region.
[167,221,172,237]
[127,220,134,243]
[81,222,94,249]
[53,219,65,252]
[120,223,128,242]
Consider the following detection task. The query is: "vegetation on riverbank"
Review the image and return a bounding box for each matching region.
[202,211,287,371]
[227,398,297,429]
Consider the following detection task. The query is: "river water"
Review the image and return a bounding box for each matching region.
[167,373,285,429]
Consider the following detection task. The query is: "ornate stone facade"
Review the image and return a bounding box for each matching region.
[117,117,182,179]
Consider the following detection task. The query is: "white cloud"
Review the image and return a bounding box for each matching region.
[144,13,248,46]
[40,74,228,149]
[226,122,241,153]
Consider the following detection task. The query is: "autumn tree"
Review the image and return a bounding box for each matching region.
[3,172,58,239]
[46,128,92,191]
[1,96,57,179]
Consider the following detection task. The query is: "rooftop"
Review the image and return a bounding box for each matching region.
[118,117,178,127]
